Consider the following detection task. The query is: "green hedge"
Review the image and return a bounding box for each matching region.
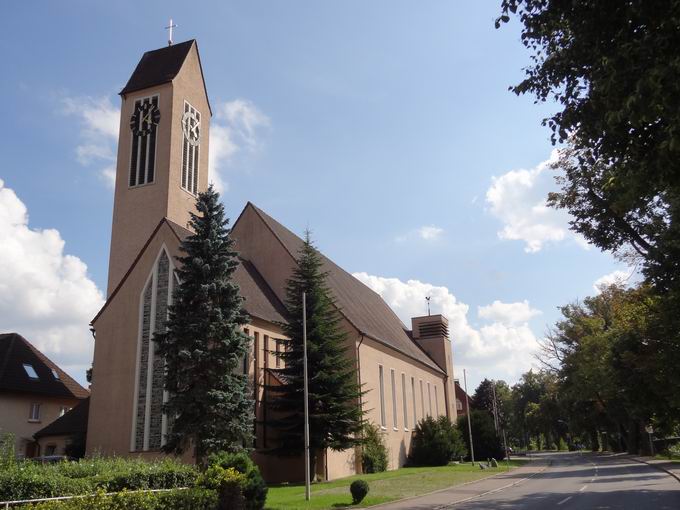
[20,488,217,510]
[0,458,198,502]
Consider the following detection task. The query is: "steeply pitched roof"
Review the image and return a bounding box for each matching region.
[34,397,90,439]
[167,220,287,324]
[93,218,286,326]
[243,203,444,374]
[120,40,212,114]
[0,333,89,399]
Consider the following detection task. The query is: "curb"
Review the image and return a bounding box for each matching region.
[629,457,680,483]
[364,459,549,510]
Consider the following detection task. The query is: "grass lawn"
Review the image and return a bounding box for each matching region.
[265,460,528,510]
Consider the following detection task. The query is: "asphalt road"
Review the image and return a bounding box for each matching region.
[451,452,680,509]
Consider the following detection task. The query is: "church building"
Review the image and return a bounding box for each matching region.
[86,39,458,482]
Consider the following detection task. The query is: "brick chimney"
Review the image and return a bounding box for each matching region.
[411,314,457,421]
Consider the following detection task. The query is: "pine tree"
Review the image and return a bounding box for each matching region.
[267,232,365,474]
[154,185,253,464]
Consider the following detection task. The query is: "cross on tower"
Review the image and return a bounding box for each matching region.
[165,19,177,46]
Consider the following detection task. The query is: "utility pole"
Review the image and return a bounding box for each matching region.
[463,369,475,465]
[303,292,311,501]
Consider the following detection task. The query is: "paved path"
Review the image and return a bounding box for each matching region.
[376,452,680,509]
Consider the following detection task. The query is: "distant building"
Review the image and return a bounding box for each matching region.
[0,333,89,458]
[34,398,90,457]
[454,379,472,417]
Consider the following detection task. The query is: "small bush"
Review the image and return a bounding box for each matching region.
[207,451,267,510]
[197,466,246,510]
[410,416,468,466]
[360,423,389,473]
[557,438,568,451]
[0,432,15,470]
[350,479,369,504]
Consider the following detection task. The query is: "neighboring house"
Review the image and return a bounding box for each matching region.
[454,379,473,416]
[0,333,89,458]
[34,398,90,457]
[86,39,458,483]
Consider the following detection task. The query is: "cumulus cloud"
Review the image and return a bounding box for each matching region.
[0,179,104,382]
[352,272,541,385]
[62,96,120,186]
[478,300,541,325]
[209,99,270,193]
[486,150,585,253]
[593,269,634,294]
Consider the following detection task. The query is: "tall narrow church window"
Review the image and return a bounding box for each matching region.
[434,385,439,416]
[402,373,408,430]
[411,376,417,424]
[427,382,432,417]
[181,101,201,195]
[132,248,173,452]
[129,95,159,187]
[420,380,425,419]
[378,365,386,428]
[390,369,398,430]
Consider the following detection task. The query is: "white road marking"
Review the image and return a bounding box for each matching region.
[557,496,573,505]
[579,485,587,492]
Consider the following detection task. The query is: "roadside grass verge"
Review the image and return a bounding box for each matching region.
[266,459,528,510]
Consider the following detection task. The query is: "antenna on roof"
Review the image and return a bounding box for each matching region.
[165,18,177,46]
[426,296,431,316]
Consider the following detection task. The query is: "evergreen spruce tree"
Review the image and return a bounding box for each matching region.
[268,232,365,474]
[154,184,253,464]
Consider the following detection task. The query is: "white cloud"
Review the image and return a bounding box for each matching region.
[486,150,583,253]
[0,179,104,382]
[396,225,445,243]
[62,96,119,186]
[478,300,541,325]
[209,99,270,193]
[352,272,541,386]
[593,269,634,294]
[418,225,444,241]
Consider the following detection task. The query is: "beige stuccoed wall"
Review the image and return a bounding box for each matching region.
[36,434,70,456]
[88,223,182,457]
[0,394,80,457]
[358,336,449,469]
[108,44,211,295]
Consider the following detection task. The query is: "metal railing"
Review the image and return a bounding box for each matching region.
[1,487,187,509]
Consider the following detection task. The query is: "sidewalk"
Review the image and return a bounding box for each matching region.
[370,458,550,510]
[631,456,680,482]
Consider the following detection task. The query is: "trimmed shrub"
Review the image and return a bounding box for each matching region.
[350,479,369,504]
[23,488,217,510]
[0,457,199,502]
[206,452,267,510]
[360,423,389,473]
[0,432,15,470]
[410,416,468,466]
[197,466,246,510]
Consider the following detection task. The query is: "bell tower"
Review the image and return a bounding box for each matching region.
[106,40,211,295]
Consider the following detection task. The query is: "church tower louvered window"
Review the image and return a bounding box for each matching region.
[132,248,173,451]
[181,101,201,195]
[129,95,160,187]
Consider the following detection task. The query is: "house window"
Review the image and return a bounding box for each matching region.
[129,95,159,187]
[23,364,39,379]
[45,444,57,456]
[390,369,398,430]
[457,399,463,411]
[411,377,417,424]
[275,340,282,368]
[29,403,41,422]
[59,406,71,417]
[378,365,386,428]
[427,382,432,416]
[402,373,408,430]
[434,386,439,416]
[51,369,60,379]
[181,101,201,195]
[420,380,425,419]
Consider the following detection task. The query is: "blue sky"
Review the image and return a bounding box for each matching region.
[0,1,628,389]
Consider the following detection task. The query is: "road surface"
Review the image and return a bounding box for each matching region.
[379,452,680,509]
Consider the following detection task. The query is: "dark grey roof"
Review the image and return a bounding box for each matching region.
[34,398,89,439]
[167,220,287,324]
[0,333,89,399]
[119,40,212,114]
[246,203,444,373]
